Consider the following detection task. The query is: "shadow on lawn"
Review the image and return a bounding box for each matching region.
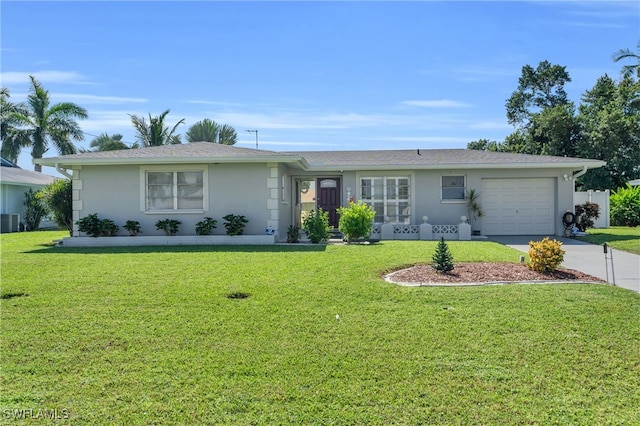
[25,244,328,255]
[577,233,640,244]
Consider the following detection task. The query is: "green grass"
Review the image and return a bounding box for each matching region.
[578,226,640,255]
[2,231,640,424]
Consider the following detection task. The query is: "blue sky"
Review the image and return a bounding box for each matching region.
[1,1,638,171]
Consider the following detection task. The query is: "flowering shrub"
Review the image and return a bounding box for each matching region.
[528,237,565,273]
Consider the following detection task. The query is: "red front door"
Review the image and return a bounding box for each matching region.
[316,178,341,228]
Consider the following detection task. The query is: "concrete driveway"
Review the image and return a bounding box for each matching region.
[489,236,640,293]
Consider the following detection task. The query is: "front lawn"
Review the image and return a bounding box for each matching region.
[2,231,639,424]
[578,226,640,255]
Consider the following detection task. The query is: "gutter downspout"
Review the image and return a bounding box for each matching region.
[55,163,73,179]
[572,165,588,191]
[572,165,588,181]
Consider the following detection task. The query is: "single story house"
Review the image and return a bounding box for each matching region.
[1,157,57,233]
[35,143,605,244]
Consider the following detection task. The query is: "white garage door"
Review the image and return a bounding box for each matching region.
[482,178,555,235]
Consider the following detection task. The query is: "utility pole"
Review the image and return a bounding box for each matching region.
[245,129,258,149]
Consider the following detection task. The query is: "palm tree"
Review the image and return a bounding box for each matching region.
[612,41,640,79]
[129,109,185,147]
[85,133,131,152]
[0,87,28,162]
[185,118,238,145]
[1,76,88,172]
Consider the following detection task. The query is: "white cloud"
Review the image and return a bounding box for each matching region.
[1,70,88,85]
[79,110,136,134]
[54,93,148,105]
[210,111,416,130]
[469,120,511,130]
[401,99,471,108]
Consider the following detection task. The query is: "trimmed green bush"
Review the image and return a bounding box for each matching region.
[610,183,640,227]
[123,220,141,236]
[195,217,217,235]
[222,214,248,236]
[156,219,181,235]
[337,201,375,243]
[302,208,330,243]
[76,213,119,237]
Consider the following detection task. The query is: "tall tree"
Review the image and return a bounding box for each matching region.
[576,75,640,190]
[130,109,184,147]
[506,60,572,127]
[185,119,237,145]
[612,41,640,79]
[1,76,87,171]
[503,61,579,156]
[0,88,28,162]
[466,139,499,151]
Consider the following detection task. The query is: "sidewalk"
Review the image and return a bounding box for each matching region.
[489,236,640,293]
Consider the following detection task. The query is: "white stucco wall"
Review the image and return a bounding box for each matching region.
[342,167,579,236]
[72,163,274,237]
[71,162,582,239]
[1,182,48,220]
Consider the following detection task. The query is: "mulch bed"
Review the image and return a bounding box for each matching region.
[385,262,605,285]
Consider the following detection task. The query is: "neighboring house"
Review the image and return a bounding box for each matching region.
[0,157,57,233]
[34,143,605,243]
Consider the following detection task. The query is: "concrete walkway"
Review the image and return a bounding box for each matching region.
[489,236,640,293]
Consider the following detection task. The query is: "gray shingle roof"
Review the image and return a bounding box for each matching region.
[0,166,57,186]
[41,142,293,161]
[35,143,605,171]
[284,148,605,170]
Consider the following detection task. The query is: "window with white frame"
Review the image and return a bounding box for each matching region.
[361,176,410,223]
[441,175,465,201]
[145,170,205,211]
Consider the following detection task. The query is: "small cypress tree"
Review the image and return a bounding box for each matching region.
[432,236,454,274]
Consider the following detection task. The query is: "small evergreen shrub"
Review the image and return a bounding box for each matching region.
[155,219,181,235]
[76,213,119,237]
[431,237,454,274]
[574,202,600,231]
[100,218,119,236]
[222,214,248,236]
[123,220,141,236]
[528,237,565,273]
[195,217,217,235]
[287,225,300,243]
[337,201,375,243]
[302,208,331,243]
[610,183,640,227]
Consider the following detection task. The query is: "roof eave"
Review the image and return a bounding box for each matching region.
[305,161,606,172]
[35,155,311,169]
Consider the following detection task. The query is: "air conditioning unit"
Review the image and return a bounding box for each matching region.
[0,214,20,233]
